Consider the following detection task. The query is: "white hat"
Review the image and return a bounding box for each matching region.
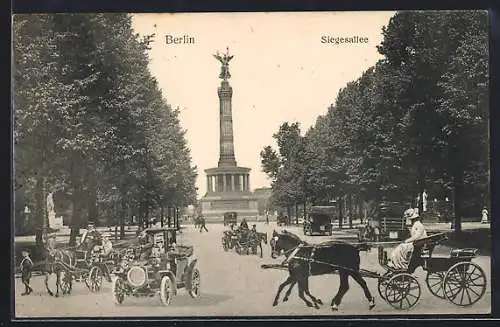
[403,208,414,219]
[102,232,111,238]
[409,211,420,220]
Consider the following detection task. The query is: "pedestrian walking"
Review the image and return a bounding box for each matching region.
[20,249,34,295]
[199,216,208,233]
[265,211,269,225]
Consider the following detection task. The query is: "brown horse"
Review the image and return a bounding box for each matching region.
[267,230,375,311]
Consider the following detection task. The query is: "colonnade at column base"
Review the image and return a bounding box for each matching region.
[199,195,259,221]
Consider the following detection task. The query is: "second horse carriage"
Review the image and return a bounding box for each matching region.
[221,225,268,257]
[112,227,200,306]
[44,230,120,296]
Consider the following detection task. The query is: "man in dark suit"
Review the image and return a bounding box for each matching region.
[199,216,208,233]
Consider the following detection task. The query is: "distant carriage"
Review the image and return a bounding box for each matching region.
[223,212,238,226]
[222,227,267,258]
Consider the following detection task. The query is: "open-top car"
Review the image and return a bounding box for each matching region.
[303,206,334,236]
[111,227,200,306]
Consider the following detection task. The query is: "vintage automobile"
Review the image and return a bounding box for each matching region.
[303,206,334,236]
[223,212,238,226]
[358,201,411,242]
[111,227,200,306]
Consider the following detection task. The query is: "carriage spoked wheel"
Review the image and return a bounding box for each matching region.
[425,271,446,299]
[59,270,73,295]
[88,266,104,292]
[385,273,421,310]
[187,268,201,298]
[160,275,175,306]
[443,262,487,307]
[377,273,392,301]
[112,277,125,304]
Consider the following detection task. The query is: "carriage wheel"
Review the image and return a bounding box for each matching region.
[385,273,421,310]
[443,262,486,307]
[187,268,201,298]
[160,275,175,306]
[377,273,391,301]
[425,271,446,299]
[88,266,104,292]
[112,277,125,304]
[59,270,73,295]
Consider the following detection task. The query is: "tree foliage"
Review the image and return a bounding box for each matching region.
[13,14,197,243]
[261,11,489,231]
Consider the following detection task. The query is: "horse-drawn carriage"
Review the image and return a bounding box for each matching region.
[221,227,268,258]
[376,232,487,309]
[57,245,118,294]
[42,230,120,296]
[112,227,200,306]
[263,230,487,310]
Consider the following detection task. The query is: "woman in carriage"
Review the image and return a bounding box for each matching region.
[388,208,427,270]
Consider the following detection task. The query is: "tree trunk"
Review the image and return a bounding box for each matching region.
[338,196,343,229]
[120,196,126,239]
[453,170,463,234]
[348,193,353,229]
[34,176,45,247]
[417,166,425,214]
[69,189,82,246]
[145,200,150,228]
[295,202,299,225]
[303,198,307,220]
[167,205,172,227]
[176,207,180,230]
[87,171,98,225]
[160,203,164,227]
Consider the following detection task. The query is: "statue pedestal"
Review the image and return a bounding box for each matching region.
[48,211,63,229]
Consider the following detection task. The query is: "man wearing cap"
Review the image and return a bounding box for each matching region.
[388,209,427,270]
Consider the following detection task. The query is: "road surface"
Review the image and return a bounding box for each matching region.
[15,222,491,317]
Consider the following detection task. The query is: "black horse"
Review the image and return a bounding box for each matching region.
[268,230,375,311]
[41,246,75,297]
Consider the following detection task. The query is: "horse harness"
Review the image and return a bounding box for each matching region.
[283,244,360,276]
